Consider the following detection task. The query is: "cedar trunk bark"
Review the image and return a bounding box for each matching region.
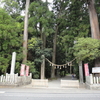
[88,0,100,39]
[40,23,46,79]
[51,26,58,78]
[88,0,100,67]
[23,0,30,63]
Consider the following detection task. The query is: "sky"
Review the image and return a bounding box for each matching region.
[0,0,53,14]
[42,0,53,3]
[0,0,53,8]
[42,0,53,10]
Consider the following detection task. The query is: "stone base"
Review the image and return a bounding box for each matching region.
[0,84,18,88]
[61,80,79,88]
[32,79,48,87]
[86,83,100,90]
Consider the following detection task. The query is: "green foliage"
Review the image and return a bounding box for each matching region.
[95,0,100,24]
[28,37,41,50]
[1,0,100,78]
[0,8,22,74]
[28,1,54,75]
[52,0,89,61]
[28,37,52,64]
[28,1,54,36]
[0,56,9,73]
[2,0,21,19]
[24,61,39,79]
[74,38,100,61]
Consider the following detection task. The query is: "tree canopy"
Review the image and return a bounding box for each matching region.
[0,8,22,74]
[0,0,100,78]
[74,38,100,61]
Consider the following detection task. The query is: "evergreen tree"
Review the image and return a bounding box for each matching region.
[62,0,89,60]
[28,1,54,78]
[52,0,90,77]
[87,0,100,67]
[23,0,30,63]
[0,8,22,74]
[2,0,22,19]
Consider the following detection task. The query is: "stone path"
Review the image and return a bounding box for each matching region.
[48,74,77,88]
[50,74,78,88]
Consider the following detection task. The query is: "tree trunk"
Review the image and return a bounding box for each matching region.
[51,26,58,78]
[40,23,46,79]
[23,0,30,63]
[51,4,61,78]
[41,55,45,79]
[88,0,100,67]
[79,61,83,83]
[88,0,100,39]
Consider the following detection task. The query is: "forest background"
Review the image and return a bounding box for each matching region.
[0,0,100,79]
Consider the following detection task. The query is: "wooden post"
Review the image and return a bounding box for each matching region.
[41,55,45,79]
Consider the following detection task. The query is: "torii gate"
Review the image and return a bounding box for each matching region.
[41,55,84,84]
[40,55,77,79]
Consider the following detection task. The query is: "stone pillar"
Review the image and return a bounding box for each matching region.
[96,77,99,84]
[41,55,45,79]
[10,52,16,74]
[94,77,96,84]
[30,73,32,78]
[79,61,83,83]
[1,75,3,82]
[90,74,93,84]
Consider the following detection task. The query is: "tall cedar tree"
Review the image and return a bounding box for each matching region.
[28,1,54,78]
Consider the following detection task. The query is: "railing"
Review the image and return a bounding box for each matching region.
[92,76,100,84]
[0,73,32,86]
[86,74,100,85]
